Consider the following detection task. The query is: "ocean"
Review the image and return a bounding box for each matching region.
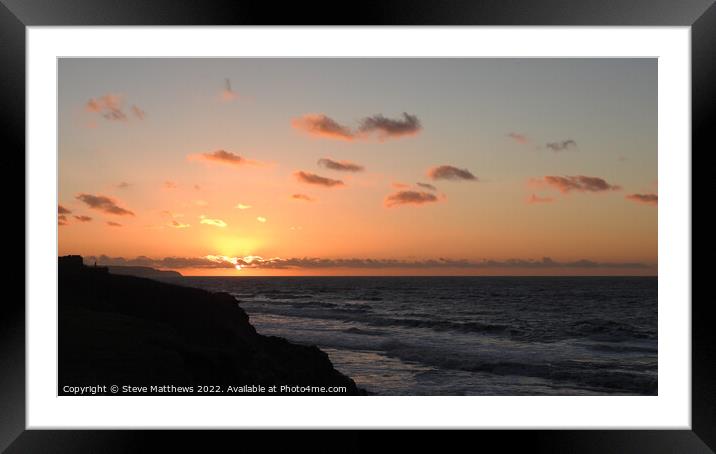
[181,276,657,395]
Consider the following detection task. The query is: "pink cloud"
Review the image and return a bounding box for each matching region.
[540,175,621,193]
[291,114,354,141]
[291,193,315,202]
[427,165,477,181]
[294,171,344,188]
[507,132,529,144]
[527,193,554,204]
[318,158,364,172]
[384,190,440,208]
[86,94,145,122]
[76,193,134,216]
[292,112,422,142]
[189,150,259,167]
[625,193,657,206]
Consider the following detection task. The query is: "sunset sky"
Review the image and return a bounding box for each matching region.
[58,58,657,276]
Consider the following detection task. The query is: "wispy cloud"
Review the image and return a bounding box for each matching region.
[416,182,437,191]
[58,215,68,226]
[291,193,314,202]
[199,215,227,228]
[189,149,259,167]
[58,205,71,214]
[169,220,191,229]
[86,94,145,122]
[507,132,529,144]
[545,139,577,152]
[86,94,126,121]
[540,175,621,193]
[106,221,122,227]
[117,182,130,189]
[291,114,355,141]
[626,193,658,206]
[131,105,145,120]
[385,190,439,207]
[163,181,178,189]
[527,193,554,204]
[73,215,92,222]
[89,255,652,271]
[427,165,477,181]
[235,203,252,210]
[76,194,134,216]
[318,158,364,172]
[219,78,239,102]
[294,171,344,188]
[256,216,267,223]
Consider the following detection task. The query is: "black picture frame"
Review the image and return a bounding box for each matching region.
[5,0,711,451]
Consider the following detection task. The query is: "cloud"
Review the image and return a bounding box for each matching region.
[58,215,68,226]
[416,182,437,191]
[291,193,314,202]
[76,193,135,216]
[257,216,267,223]
[292,112,422,141]
[106,221,122,227]
[392,182,410,189]
[86,94,126,121]
[86,94,145,122]
[527,193,554,204]
[163,181,178,189]
[189,149,258,167]
[194,200,209,207]
[74,215,92,222]
[291,114,354,141]
[131,105,145,120]
[294,171,344,188]
[357,112,422,140]
[169,220,191,229]
[626,193,658,206]
[385,190,439,207]
[220,78,239,102]
[87,255,652,271]
[427,165,477,181]
[545,139,577,152]
[58,205,71,214]
[117,182,130,189]
[161,210,182,218]
[199,215,227,228]
[235,203,252,210]
[317,158,364,172]
[541,176,621,193]
[507,132,529,144]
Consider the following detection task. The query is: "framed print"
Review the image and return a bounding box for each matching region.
[6,0,712,451]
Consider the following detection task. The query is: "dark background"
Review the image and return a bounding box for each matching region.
[4,0,712,452]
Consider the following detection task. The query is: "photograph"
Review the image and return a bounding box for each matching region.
[57,57,657,397]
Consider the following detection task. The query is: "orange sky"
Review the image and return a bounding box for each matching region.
[58,58,657,276]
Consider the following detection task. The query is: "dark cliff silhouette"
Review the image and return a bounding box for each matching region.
[106,265,183,280]
[59,255,363,395]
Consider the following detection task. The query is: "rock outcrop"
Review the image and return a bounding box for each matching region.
[59,255,363,395]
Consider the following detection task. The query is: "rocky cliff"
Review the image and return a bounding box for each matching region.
[58,255,363,395]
